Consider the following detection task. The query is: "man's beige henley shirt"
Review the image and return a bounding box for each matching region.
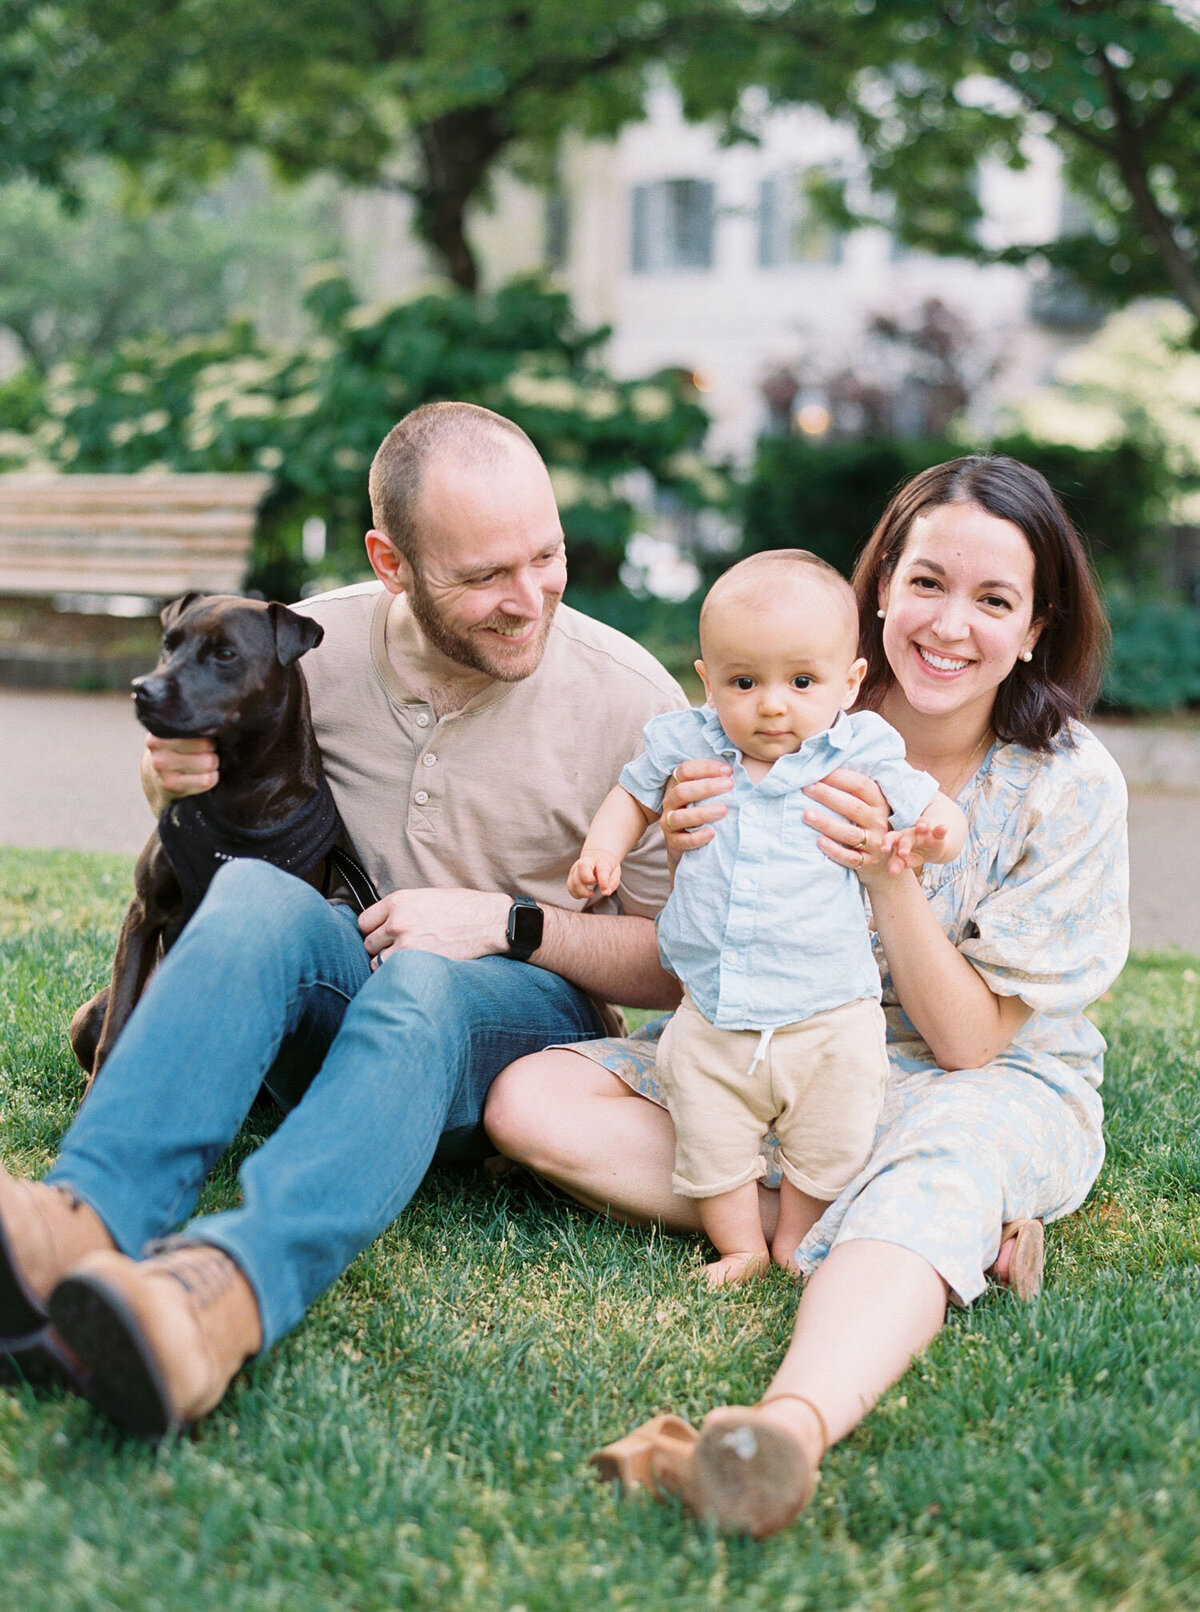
[296,582,686,942]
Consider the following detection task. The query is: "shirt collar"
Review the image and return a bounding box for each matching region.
[699,705,855,786]
[700,704,741,761]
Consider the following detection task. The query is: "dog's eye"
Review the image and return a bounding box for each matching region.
[211,645,238,663]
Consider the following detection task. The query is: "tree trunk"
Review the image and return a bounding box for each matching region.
[413,107,512,293]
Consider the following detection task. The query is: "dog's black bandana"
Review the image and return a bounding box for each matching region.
[158,775,344,942]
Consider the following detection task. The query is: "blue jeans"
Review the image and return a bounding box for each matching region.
[47,860,602,1347]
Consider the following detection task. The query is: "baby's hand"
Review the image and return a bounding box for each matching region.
[880,819,949,876]
[567,850,622,900]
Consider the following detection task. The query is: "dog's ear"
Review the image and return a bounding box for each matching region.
[269,602,325,665]
[160,591,203,630]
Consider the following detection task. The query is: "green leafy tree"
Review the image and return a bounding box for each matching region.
[736,0,1200,324]
[1014,298,1200,524]
[4,0,1198,317]
[0,160,340,370]
[0,0,717,292]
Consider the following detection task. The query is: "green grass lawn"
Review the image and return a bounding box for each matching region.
[1,846,1198,1612]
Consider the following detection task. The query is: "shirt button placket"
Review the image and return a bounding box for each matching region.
[721,801,764,1021]
[411,704,439,819]
[415,749,439,812]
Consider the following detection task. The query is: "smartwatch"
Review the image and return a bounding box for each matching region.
[505,895,544,961]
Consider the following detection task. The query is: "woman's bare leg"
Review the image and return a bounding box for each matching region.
[707,1239,949,1469]
[485,1050,779,1238]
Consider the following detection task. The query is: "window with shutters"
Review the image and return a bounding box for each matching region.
[757,172,843,268]
[630,179,716,273]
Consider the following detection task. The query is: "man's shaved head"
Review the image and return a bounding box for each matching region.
[700,549,860,659]
[369,402,541,569]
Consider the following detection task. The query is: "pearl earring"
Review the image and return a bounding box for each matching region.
[1020,649,1033,662]
[877,608,886,619]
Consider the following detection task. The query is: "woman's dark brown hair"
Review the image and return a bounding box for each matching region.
[852,455,1109,751]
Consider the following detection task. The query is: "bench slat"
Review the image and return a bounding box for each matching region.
[1,473,270,507]
[0,472,271,600]
[0,522,261,548]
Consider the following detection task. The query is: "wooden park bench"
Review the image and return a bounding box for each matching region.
[0,471,271,688]
[0,472,271,611]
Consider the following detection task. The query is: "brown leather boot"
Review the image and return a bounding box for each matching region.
[48,1242,263,1437]
[0,1167,115,1349]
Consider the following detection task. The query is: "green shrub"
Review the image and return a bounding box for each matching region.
[740,436,951,578]
[1102,589,1200,713]
[565,585,702,687]
[739,433,1173,583]
[0,275,724,599]
[0,366,46,465]
[993,432,1172,579]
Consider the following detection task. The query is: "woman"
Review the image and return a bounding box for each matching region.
[485,456,1129,1538]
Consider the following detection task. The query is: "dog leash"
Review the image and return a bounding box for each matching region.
[324,844,381,914]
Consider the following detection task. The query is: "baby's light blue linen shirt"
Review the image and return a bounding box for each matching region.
[619,707,939,1030]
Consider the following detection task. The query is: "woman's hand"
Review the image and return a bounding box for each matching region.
[660,758,734,861]
[802,767,897,886]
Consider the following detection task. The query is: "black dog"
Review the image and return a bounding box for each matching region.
[69,592,360,1088]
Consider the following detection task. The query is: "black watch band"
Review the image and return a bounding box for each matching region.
[505,895,544,961]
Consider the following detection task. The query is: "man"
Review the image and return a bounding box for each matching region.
[0,402,685,1435]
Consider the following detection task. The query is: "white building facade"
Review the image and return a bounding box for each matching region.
[356,83,1091,464]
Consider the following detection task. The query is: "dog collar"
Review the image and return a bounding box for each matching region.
[158,775,344,938]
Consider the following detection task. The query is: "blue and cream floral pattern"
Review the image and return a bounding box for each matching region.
[568,722,1130,1303]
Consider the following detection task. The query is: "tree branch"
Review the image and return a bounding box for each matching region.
[1094,49,1200,320]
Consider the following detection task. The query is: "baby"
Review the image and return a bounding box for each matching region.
[568,549,966,1285]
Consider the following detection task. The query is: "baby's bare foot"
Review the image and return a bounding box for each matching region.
[704,1251,770,1288]
[770,1245,802,1280]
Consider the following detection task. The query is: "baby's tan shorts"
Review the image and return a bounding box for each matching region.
[658,991,888,1200]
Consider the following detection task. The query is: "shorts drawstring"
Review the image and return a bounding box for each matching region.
[747,1026,774,1077]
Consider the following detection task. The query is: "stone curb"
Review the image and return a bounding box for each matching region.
[1090,721,1200,792]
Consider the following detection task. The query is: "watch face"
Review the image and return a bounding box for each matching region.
[510,904,543,949]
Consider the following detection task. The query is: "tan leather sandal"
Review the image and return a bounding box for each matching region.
[686,1392,829,1538]
[988,1219,1044,1300]
[590,1413,699,1490]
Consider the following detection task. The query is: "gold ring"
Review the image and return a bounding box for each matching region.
[665,809,675,831]
[857,827,869,849]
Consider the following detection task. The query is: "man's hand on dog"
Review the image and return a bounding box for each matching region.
[359,888,514,967]
[143,735,220,812]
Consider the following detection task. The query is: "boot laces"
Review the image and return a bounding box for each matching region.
[145,1238,236,1307]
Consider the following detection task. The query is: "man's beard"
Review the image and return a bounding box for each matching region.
[406,569,560,682]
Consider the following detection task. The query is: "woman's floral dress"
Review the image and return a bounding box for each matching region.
[566,723,1130,1302]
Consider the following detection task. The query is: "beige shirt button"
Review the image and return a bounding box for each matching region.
[415,712,431,728]
[414,790,429,805]
[422,753,437,767]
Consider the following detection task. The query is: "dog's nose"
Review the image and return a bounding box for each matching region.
[132,675,166,709]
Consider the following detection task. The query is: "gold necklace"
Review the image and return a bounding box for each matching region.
[943,730,993,801]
